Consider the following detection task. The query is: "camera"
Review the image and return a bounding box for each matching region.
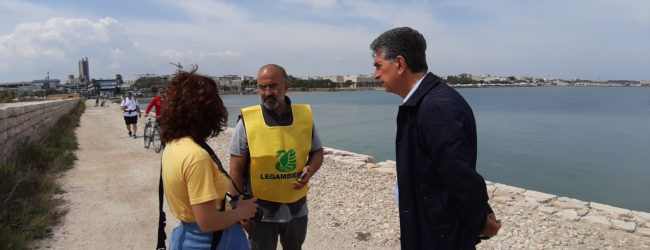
[233,193,263,222]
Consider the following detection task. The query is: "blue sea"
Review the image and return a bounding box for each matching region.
[221,87,650,212]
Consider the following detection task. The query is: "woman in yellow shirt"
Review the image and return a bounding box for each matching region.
[160,68,257,249]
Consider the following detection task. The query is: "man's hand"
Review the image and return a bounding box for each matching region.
[479,212,501,239]
[292,166,311,189]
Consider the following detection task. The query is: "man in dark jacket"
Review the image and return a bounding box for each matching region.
[370,27,502,249]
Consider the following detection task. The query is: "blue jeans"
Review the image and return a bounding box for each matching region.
[170,222,250,250]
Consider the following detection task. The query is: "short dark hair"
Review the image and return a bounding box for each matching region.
[370,27,428,73]
[160,67,228,143]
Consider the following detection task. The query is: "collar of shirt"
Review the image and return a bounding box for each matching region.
[403,74,426,104]
[260,96,293,126]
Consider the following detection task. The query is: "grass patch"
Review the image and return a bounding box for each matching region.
[0,100,85,249]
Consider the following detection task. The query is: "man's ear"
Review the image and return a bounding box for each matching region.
[395,55,407,74]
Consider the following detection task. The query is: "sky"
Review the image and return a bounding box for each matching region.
[0,0,649,82]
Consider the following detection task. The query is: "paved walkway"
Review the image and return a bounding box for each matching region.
[37,100,172,249]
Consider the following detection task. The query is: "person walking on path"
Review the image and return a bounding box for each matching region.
[370,27,501,249]
[229,64,324,250]
[160,68,258,249]
[119,92,141,138]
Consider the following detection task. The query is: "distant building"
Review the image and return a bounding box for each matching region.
[79,57,89,84]
[342,75,379,88]
[0,77,60,92]
[212,75,253,90]
[31,78,61,90]
[92,79,119,97]
[326,75,344,83]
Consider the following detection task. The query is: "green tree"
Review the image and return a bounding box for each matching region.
[134,76,170,95]
[0,90,15,103]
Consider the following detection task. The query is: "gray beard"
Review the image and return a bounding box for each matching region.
[263,99,279,110]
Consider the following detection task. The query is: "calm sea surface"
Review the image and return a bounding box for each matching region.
[220,88,650,212]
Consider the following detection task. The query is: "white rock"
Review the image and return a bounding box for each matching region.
[374,167,396,174]
[523,190,557,203]
[611,219,636,232]
[521,198,541,209]
[493,196,514,204]
[580,215,611,227]
[577,208,590,217]
[555,209,580,221]
[633,211,650,227]
[553,197,588,210]
[537,206,559,215]
[494,183,526,195]
[590,202,632,217]
[637,227,650,237]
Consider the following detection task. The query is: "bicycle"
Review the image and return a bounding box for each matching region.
[143,115,163,153]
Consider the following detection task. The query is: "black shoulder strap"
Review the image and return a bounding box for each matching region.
[196,140,245,195]
[156,141,242,250]
[156,160,167,250]
[196,140,244,250]
[156,141,231,250]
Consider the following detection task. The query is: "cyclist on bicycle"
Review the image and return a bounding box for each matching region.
[145,88,165,119]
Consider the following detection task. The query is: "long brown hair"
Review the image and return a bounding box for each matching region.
[160,67,228,143]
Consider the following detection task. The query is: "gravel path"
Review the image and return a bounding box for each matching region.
[36,100,650,249]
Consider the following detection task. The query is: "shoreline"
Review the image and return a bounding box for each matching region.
[118,84,650,99]
[320,146,650,237]
[215,84,649,96]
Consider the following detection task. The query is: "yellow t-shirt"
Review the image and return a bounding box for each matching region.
[162,137,229,222]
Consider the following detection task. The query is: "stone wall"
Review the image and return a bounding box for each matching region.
[0,98,80,163]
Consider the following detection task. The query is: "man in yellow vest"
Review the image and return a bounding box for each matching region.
[229,64,324,250]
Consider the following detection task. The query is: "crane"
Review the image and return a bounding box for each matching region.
[169,62,183,72]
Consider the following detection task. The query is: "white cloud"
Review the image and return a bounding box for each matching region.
[111,48,124,56]
[0,17,142,81]
[159,0,247,22]
[282,0,338,9]
[160,49,241,60]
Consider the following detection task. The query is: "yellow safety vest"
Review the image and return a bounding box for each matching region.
[242,104,312,203]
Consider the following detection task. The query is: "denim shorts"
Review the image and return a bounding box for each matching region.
[170,222,249,250]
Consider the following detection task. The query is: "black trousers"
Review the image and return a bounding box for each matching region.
[248,215,308,250]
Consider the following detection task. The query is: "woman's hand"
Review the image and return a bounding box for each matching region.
[234,196,258,221]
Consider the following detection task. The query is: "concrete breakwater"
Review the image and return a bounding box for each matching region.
[312,146,650,249]
[0,99,80,163]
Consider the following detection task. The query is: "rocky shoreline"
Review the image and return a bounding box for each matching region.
[206,129,650,249]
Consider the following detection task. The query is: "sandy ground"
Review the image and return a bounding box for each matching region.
[36,100,650,249]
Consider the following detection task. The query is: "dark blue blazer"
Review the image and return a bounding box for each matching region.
[396,73,492,249]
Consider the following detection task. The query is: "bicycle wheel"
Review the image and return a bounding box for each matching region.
[152,127,163,153]
[143,123,151,148]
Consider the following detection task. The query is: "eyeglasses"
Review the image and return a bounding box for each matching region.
[257,83,282,91]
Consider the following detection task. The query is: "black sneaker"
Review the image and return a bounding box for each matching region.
[133,135,137,139]
[128,131,132,137]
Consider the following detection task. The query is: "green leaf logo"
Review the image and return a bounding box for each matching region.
[275,149,297,172]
